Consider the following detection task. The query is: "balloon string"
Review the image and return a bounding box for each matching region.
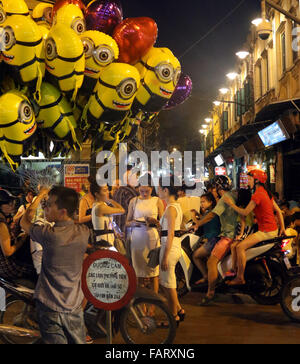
[179,0,246,60]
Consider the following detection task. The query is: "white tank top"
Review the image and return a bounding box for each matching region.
[160,203,183,247]
[92,203,114,245]
[133,197,159,221]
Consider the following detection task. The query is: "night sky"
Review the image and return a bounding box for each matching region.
[121,0,261,150]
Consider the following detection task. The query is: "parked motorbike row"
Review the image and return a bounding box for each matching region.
[0,231,299,344]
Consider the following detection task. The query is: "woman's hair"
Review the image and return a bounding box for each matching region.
[255,182,273,200]
[201,192,217,209]
[159,176,181,200]
[90,182,105,198]
[237,188,252,208]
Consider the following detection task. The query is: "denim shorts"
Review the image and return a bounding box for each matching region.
[202,237,219,254]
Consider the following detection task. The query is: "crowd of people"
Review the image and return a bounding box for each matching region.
[0,168,299,344]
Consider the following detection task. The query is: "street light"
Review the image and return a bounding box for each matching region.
[219,88,229,95]
[252,18,263,27]
[213,101,221,107]
[226,72,238,81]
[205,118,213,123]
[236,51,250,60]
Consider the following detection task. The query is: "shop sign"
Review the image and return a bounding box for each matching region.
[270,165,276,184]
[215,167,227,176]
[64,164,90,193]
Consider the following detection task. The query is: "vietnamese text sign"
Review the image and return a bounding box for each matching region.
[82,250,137,311]
[64,164,90,193]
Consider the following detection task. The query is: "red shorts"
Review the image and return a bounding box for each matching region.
[211,237,233,261]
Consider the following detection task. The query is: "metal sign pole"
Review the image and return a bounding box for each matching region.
[106,310,113,345]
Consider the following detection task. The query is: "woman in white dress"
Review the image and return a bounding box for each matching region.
[90,182,125,246]
[126,176,164,293]
[158,178,185,326]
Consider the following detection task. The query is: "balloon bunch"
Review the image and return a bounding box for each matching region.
[0,0,192,171]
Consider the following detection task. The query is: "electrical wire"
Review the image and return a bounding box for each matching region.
[179,0,247,60]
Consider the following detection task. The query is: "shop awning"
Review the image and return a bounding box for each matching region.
[255,98,300,122]
[206,120,272,161]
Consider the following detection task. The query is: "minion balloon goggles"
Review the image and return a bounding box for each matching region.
[0,26,43,52]
[139,60,181,86]
[98,77,138,101]
[45,38,83,64]
[81,37,115,66]
[1,100,34,128]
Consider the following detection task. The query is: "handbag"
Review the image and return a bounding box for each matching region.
[147,247,161,268]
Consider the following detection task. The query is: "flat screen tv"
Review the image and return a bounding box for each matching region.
[258,120,290,147]
[214,154,225,167]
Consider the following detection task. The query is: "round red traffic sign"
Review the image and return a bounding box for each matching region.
[82,250,137,311]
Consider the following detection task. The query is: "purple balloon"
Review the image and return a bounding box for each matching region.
[164,74,193,110]
[85,0,123,35]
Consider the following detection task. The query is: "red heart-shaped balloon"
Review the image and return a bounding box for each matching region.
[113,17,158,65]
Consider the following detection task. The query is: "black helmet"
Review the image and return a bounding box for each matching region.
[0,189,17,205]
[214,175,232,192]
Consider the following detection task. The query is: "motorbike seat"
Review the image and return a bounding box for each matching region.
[255,236,296,248]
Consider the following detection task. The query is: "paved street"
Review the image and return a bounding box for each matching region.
[95,292,300,345]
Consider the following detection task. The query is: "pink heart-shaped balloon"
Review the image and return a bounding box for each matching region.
[113,17,158,65]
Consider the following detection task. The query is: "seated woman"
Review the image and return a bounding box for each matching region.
[0,190,35,281]
[90,182,125,247]
[223,170,286,286]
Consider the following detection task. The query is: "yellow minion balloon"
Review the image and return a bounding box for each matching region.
[133,47,181,115]
[83,62,140,131]
[36,82,81,151]
[0,90,37,171]
[80,30,119,92]
[45,24,85,102]
[0,0,29,22]
[0,14,45,101]
[53,4,85,35]
[32,3,53,28]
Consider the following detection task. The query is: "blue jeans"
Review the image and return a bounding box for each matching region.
[36,301,86,345]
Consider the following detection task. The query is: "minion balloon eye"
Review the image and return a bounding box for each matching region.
[156,63,174,83]
[71,17,86,35]
[2,26,15,51]
[174,68,181,86]
[94,46,114,66]
[45,38,57,61]
[19,101,33,124]
[0,8,6,24]
[99,77,137,100]
[82,37,93,58]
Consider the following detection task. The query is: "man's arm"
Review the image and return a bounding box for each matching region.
[223,194,256,217]
[21,188,49,234]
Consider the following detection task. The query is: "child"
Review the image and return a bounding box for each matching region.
[21,186,90,345]
[192,193,221,285]
[282,215,299,263]
[226,188,254,278]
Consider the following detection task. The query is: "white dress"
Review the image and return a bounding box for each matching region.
[159,202,183,289]
[92,203,115,246]
[130,197,160,278]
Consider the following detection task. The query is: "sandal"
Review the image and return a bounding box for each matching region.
[177,309,185,322]
[174,315,180,328]
[197,296,215,306]
[226,279,246,286]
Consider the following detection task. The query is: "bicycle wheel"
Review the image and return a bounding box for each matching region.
[0,296,40,345]
[281,276,300,323]
[120,298,176,344]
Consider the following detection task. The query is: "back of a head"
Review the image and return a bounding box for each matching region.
[159,175,181,199]
[49,186,79,217]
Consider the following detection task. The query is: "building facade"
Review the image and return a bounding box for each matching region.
[205,0,300,200]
